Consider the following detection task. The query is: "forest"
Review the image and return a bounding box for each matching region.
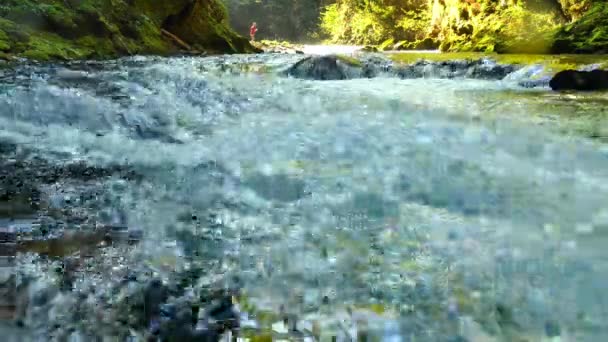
[226,0,607,53]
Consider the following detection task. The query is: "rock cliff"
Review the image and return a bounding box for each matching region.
[0,0,258,61]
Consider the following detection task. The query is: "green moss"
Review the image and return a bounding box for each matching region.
[0,30,10,51]
[43,3,78,35]
[75,35,116,58]
[336,54,362,67]
[243,333,273,342]
[0,0,254,60]
[134,18,170,54]
[22,32,93,60]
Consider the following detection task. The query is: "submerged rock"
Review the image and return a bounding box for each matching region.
[395,58,516,80]
[244,173,307,202]
[549,69,608,91]
[284,55,515,81]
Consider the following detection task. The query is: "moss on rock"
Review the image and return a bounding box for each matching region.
[0,0,256,61]
[0,29,10,51]
[336,54,363,67]
[162,0,256,54]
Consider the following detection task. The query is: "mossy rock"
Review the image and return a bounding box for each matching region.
[0,29,10,51]
[22,32,94,60]
[336,54,362,67]
[361,45,378,52]
[411,37,439,50]
[0,0,256,60]
[161,0,257,53]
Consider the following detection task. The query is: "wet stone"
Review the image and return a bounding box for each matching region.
[245,173,307,202]
[545,320,561,337]
[144,279,169,326]
[350,192,399,219]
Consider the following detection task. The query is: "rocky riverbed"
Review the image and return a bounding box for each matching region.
[1,52,608,341]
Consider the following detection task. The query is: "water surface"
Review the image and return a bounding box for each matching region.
[1,53,607,340]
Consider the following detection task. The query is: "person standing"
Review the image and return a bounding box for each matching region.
[249,22,258,42]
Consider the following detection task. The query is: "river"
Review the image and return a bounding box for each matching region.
[1,50,607,341]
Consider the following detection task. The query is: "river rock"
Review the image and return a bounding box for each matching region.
[549,69,608,91]
[395,58,516,80]
[360,45,379,52]
[245,173,307,202]
[284,55,366,80]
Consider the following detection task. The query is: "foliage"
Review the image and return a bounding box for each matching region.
[319,0,602,54]
[558,0,593,20]
[429,0,564,53]
[224,0,327,42]
[320,0,430,46]
[552,2,608,53]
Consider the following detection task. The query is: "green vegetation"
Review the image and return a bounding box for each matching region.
[552,2,608,53]
[321,0,430,46]
[319,0,607,54]
[428,0,567,53]
[224,0,328,42]
[0,0,256,61]
[0,0,605,60]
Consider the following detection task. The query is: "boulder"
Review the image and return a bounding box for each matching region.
[395,58,516,80]
[285,55,367,80]
[284,55,517,81]
[549,69,608,91]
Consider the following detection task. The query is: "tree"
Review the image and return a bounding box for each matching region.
[320,0,430,45]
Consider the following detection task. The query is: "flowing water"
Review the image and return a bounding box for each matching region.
[1,52,608,341]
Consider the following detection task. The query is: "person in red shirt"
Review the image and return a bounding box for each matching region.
[249,22,258,42]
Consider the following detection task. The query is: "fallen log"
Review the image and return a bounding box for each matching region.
[161,28,193,51]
